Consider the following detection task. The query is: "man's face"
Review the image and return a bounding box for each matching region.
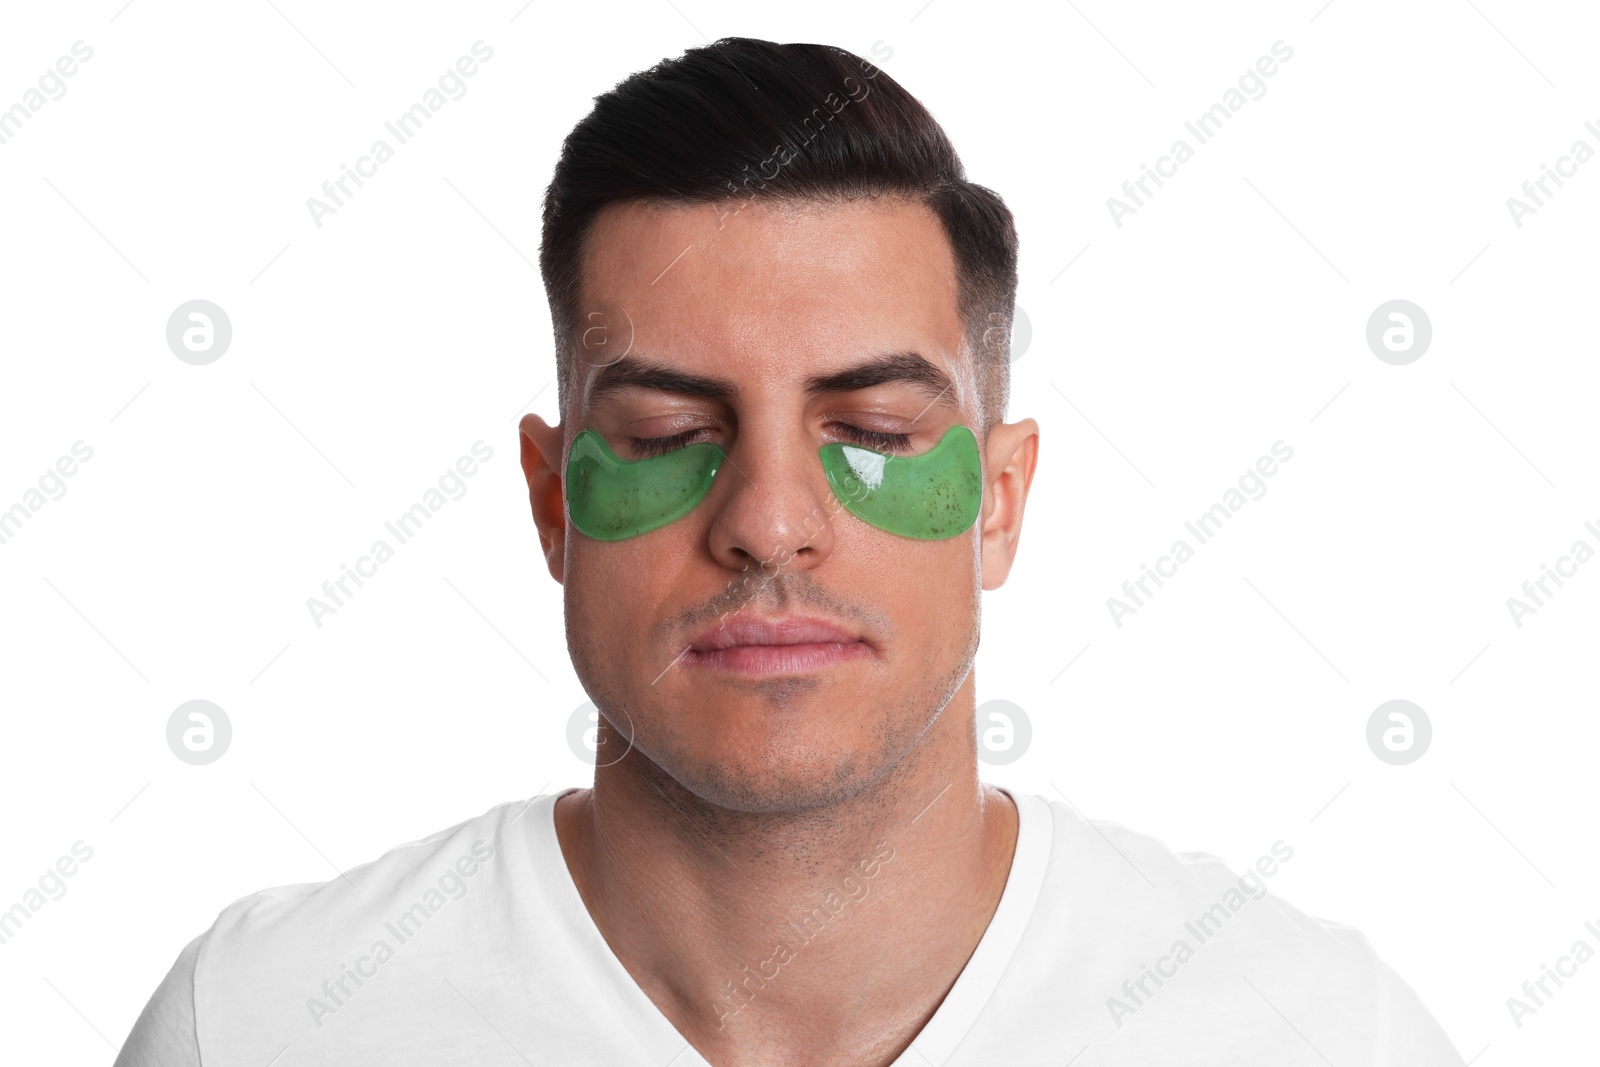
[539,197,1016,813]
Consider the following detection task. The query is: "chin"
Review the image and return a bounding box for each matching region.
[657,742,879,815]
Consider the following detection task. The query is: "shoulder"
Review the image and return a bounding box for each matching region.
[1036,795,1305,932]
[1020,794,1463,1064]
[124,793,554,1064]
[203,795,522,950]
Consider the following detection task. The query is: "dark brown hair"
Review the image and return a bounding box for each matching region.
[538,37,1019,430]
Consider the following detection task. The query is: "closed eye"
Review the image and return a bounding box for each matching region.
[626,424,914,459]
[626,428,714,459]
[832,425,913,454]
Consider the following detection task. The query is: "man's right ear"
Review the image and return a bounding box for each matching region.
[519,413,567,584]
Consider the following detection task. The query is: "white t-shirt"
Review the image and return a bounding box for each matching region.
[113,787,1464,1066]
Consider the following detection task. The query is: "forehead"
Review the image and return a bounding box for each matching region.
[575,197,970,405]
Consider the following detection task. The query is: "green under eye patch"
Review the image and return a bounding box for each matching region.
[819,425,983,540]
[564,425,983,542]
[565,429,725,541]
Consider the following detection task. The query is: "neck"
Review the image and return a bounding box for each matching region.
[552,674,1019,1066]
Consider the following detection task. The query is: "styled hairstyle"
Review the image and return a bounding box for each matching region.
[538,37,1019,431]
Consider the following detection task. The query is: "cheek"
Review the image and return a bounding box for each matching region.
[914,551,980,646]
[565,533,702,662]
[566,541,648,651]
[831,526,981,676]
[847,523,978,606]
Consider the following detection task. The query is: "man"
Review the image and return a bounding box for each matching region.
[115,37,1462,1066]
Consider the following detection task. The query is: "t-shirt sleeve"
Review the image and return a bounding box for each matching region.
[112,932,205,1067]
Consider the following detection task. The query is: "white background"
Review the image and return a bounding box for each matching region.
[1,0,1596,1062]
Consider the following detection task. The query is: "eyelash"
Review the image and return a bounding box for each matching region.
[627,425,914,459]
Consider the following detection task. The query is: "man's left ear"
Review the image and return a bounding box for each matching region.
[978,418,1039,590]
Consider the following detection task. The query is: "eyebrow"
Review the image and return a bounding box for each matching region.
[804,352,955,405]
[585,351,957,408]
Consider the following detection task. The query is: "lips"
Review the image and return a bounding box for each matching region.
[683,613,872,677]
[689,614,863,652]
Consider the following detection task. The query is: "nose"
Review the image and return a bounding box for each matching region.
[705,426,837,578]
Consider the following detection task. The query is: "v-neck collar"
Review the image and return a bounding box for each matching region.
[527,785,1053,1066]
